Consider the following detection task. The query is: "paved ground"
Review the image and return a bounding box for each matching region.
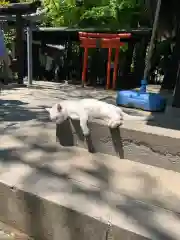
[1,81,180,239]
[1,81,169,108]
[0,81,149,130]
[1,80,180,132]
[0,80,173,118]
[1,81,117,105]
[0,221,30,240]
[1,132,180,239]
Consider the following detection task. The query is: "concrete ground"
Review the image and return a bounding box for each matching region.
[0,81,180,240]
[1,133,180,239]
[0,221,30,239]
[1,81,179,129]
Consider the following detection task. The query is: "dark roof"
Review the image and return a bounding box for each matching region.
[32,27,152,43]
[0,1,40,15]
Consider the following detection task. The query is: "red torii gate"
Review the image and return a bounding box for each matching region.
[79,32,131,89]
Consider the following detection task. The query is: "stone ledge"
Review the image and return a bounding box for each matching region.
[0,164,150,240]
[0,221,30,240]
[1,132,180,239]
[56,119,180,172]
[0,182,150,240]
[1,137,180,215]
[1,158,180,240]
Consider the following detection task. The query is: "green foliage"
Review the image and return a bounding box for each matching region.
[42,0,146,29]
[4,30,15,49]
[0,1,10,6]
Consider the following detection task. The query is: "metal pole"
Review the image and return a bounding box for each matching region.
[143,0,162,80]
[27,24,33,85]
[16,14,24,84]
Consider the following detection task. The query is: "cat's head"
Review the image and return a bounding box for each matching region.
[45,103,68,124]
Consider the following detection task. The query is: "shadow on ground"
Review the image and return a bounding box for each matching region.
[0,99,49,124]
[0,91,180,239]
[103,92,180,131]
[0,128,180,239]
[145,88,180,131]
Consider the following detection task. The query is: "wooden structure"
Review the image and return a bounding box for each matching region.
[0,1,40,84]
[32,27,151,89]
[79,32,131,89]
[32,27,151,43]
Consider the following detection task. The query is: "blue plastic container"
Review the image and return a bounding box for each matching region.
[139,79,147,93]
[116,90,166,112]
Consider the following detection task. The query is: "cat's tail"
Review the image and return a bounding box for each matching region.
[122,112,154,121]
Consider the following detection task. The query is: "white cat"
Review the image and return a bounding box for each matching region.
[45,99,153,136]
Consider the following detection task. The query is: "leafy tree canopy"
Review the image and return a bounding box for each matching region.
[42,0,149,29]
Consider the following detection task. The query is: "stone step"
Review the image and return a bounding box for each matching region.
[1,83,180,173]
[1,133,180,240]
[56,118,180,172]
[0,221,30,240]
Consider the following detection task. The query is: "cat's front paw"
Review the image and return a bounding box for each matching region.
[83,131,90,137]
[108,120,123,128]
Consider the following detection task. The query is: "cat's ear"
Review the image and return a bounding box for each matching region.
[45,107,51,113]
[57,103,62,112]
